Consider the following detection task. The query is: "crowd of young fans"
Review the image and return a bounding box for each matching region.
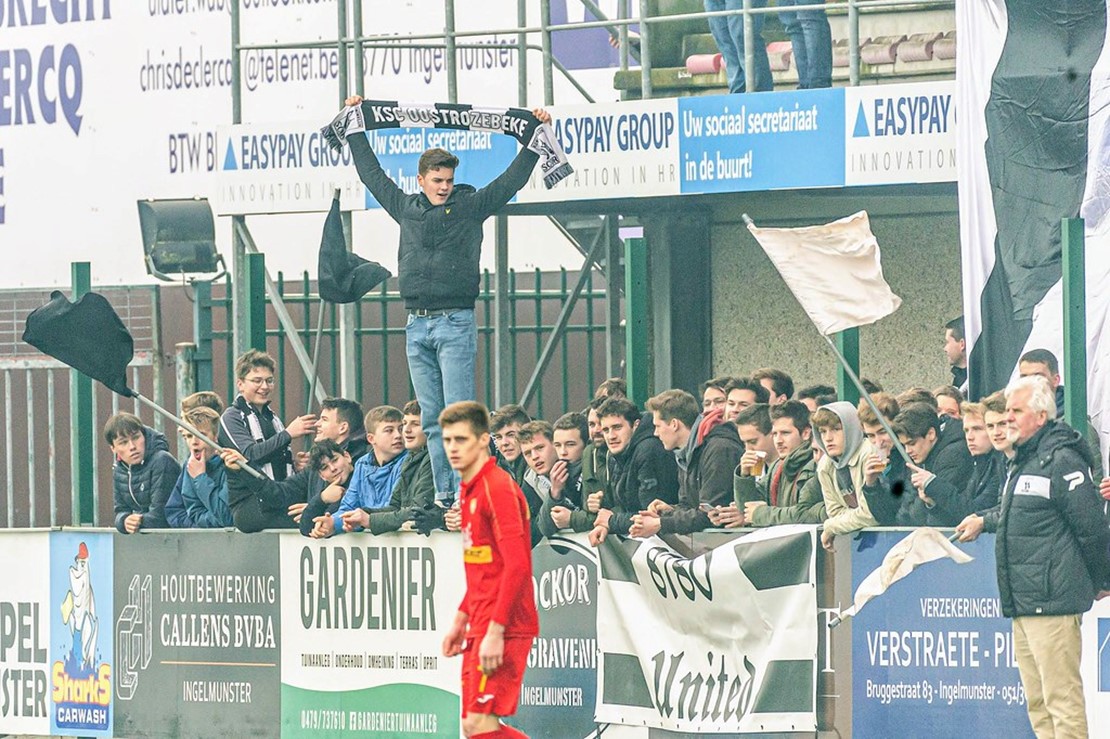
[103,335,1110,549]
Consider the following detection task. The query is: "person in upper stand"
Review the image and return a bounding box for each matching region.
[944,316,968,392]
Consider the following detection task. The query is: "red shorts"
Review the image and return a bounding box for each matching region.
[460,635,533,717]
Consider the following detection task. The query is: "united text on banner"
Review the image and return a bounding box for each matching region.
[595,526,818,733]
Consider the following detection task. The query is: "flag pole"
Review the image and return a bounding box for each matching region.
[306,304,327,413]
[304,187,339,421]
[741,213,912,467]
[132,393,266,480]
[818,332,912,467]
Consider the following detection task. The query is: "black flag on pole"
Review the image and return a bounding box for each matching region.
[22,290,136,397]
[957,0,1110,469]
[317,196,391,303]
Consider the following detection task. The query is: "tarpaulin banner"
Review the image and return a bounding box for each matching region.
[595,526,818,733]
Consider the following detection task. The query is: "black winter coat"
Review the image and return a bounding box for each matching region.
[927,450,1005,523]
[366,446,435,535]
[350,135,538,310]
[603,414,679,536]
[863,418,973,526]
[661,420,742,535]
[984,421,1110,618]
[228,435,368,533]
[112,427,180,533]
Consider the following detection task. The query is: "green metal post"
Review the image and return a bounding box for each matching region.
[244,252,267,351]
[624,237,650,406]
[836,328,861,407]
[70,262,95,526]
[494,216,513,406]
[1061,217,1087,430]
[192,280,214,391]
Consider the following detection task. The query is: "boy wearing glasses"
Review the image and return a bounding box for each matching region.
[218,349,316,481]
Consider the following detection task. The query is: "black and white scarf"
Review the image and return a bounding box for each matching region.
[322,100,573,189]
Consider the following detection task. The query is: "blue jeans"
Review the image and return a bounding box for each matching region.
[704,0,773,93]
[405,309,477,501]
[777,0,832,88]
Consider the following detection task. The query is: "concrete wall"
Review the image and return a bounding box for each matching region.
[707,186,962,396]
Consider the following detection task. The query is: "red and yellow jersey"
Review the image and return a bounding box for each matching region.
[458,457,539,639]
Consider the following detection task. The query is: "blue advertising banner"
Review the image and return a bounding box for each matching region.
[362,128,519,209]
[677,89,845,194]
[515,534,599,738]
[50,531,113,737]
[850,531,1033,738]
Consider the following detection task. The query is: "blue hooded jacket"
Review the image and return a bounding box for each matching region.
[328,450,409,535]
[165,454,232,528]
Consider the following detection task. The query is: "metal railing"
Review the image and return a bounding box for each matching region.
[230,0,958,112]
[0,283,165,528]
[188,267,612,422]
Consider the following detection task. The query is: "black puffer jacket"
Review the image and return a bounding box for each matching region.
[603,414,679,536]
[984,421,1110,618]
[228,435,368,533]
[927,449,1005,523]
[350,135,538,310]
[863,418,973,527]
[112,427,180,533]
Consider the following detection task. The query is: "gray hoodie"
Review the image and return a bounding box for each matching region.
[813,402,877,536]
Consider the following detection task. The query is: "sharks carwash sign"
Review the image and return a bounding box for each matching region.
[215,122,369,215]
[844,81,956,186]
[50,531,113,736]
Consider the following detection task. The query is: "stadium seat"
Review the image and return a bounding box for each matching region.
[933,30,956,60]
[861,35,907,65]
[833,37,872,68]
[766,41,794,72]
[897,32,943,63]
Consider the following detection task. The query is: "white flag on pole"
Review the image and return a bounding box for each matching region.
[746,211,902,335]
[835,527,973,624]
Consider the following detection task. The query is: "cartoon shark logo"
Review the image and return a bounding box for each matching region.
[61,542,99,671]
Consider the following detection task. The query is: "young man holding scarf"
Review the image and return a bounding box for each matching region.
[341,94,552,505]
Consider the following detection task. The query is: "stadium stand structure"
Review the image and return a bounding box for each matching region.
[614,1,955,98]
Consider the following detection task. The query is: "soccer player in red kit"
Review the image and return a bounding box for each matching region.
[439,401,539,739]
